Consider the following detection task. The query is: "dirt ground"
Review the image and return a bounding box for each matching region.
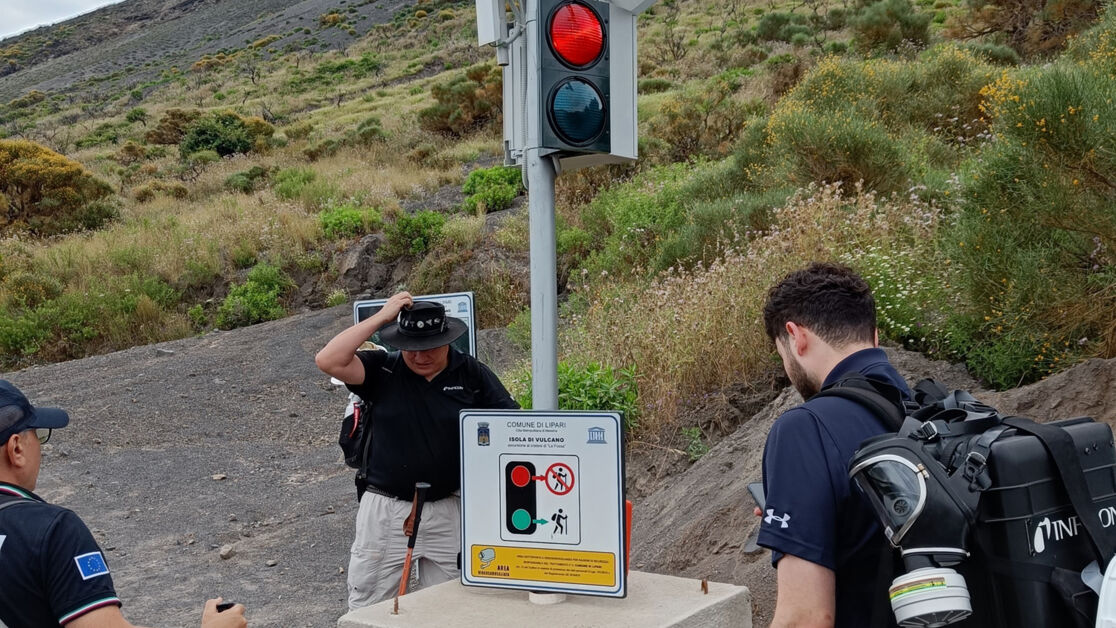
[6,307,1116,627]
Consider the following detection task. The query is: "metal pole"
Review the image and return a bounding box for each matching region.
[527,149,558,411]
[524,0,559,412]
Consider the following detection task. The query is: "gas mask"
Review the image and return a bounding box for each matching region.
[849,392,1001,627]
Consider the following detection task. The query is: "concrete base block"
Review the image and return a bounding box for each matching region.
[338,570,751,628]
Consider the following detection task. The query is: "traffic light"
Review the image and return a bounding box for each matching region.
[537,0,637,165]
[504,461,538,535]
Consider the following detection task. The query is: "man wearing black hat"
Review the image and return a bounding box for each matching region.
[0,380,247,628]
[316,291,519,609]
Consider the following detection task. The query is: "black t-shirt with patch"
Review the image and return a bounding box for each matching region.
[0,482,122,627]
[347,349,518,500]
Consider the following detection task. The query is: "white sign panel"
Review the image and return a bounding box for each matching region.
[460,410,626,597]
[352,291,476,357]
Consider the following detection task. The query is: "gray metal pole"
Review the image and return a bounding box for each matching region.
[527,149,558,411]
[524,0,558,411]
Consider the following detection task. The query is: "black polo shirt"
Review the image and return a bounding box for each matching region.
[0,482,122,627]
[347,348,518,501]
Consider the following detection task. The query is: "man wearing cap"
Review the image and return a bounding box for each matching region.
[0,380,247,628]
[316,291,519,609]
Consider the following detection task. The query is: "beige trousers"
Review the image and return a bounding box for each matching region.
[347,491,461,610]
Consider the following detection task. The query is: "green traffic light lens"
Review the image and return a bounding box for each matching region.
[512,508,532,531]
[549,78,606,146]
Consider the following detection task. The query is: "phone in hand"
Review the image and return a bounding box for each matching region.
[747,481,766,511]
[216,602,236,613]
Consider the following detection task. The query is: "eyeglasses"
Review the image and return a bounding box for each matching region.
[35,428,51,445]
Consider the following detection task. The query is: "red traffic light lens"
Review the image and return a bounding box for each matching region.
[549,2,604,68]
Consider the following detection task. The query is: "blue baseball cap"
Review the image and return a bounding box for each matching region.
[0,380,69,446]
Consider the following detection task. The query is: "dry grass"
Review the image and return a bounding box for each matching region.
[564,181,948,435]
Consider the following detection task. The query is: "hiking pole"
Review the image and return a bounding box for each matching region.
[393,481,431,614]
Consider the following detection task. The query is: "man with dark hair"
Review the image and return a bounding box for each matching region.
[758,262,909,627]
[0,380,246,628]
[316,291,518,609]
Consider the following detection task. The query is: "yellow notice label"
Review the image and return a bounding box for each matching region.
[470,545,616,587]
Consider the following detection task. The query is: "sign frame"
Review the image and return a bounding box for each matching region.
[459,409,627,598]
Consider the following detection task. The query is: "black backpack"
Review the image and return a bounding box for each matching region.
[817,373,1116,628]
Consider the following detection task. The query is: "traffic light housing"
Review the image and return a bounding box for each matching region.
[535,0,637,167]
[504,460,538,535]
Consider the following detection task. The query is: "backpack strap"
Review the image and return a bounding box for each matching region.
[1002,417,1116,569]
[814,373,907,431]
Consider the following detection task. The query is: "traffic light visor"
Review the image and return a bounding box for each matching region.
[548,2,605,68]
[549,78,606,145]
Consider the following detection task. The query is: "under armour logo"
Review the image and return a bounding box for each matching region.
[765,509,790,528]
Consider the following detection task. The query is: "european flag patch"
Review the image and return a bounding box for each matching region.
[74,551,110,580]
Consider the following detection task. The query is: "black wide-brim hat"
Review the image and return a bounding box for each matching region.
[378,301,467,351]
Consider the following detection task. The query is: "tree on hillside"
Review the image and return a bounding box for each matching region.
[947,0,1102,55]
[0,139,115,236]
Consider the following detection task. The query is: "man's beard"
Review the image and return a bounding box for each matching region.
[785,353,820,399]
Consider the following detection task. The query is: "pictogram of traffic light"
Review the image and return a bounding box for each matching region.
[504,461,538,535]
[538,0,613,155]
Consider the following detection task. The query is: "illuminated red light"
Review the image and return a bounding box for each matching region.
[549,2,604,68]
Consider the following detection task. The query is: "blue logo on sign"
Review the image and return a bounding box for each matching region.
[74,551,110,580]
[477,422,490,446]
[588,427,607,444]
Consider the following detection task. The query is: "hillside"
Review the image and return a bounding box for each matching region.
[0,0,413,101]
[7,304,1115,626]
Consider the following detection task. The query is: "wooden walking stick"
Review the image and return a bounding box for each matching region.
[393,481,431,614]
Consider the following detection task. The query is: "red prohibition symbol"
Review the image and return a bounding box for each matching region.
[545,462,575,495]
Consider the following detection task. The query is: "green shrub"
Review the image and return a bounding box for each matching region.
[940,64,1116,385]
[463,166,522,195]
[852,0,931,53]
[180,111,253,157]
[303,138,341,161]
[319,205,383,238]
[514,362,640,432]
[325,289,348,307]
[381,211,446,260]
[273,167,317,200]
[285,121,314,140]
[825,41,850,54]
[461,166,523,213]
[0,139,116,236]
[75,122,122,148]
[215,263,292,329]
[756,12,795,41]
[638,78,674,94]
[224,166,270,194]
[791,32,814,47]
[768,106,908,193]
[351,116,386,144]
[645,76,761,163]
[681,426,710,461]
[966,42,1021,65]
[418,64,502,136]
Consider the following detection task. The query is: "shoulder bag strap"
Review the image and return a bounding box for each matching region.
[1003,417,1116,567]
[814,374,906,431]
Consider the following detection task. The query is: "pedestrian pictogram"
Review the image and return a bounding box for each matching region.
[546,462,575,495]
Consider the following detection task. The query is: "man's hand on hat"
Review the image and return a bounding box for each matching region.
[380,291,414,321]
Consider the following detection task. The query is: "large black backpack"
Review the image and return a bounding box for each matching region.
[817,373,1116,628]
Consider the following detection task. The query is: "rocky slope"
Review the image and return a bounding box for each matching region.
[5,309,1114,626]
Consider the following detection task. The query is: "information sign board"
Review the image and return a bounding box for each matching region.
[352,291,476,357]
[460,410,626,597]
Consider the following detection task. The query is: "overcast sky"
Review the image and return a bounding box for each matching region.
[2,1,126,41]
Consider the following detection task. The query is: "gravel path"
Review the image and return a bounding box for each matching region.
[6,305,364,627]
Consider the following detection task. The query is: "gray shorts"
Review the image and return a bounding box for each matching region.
[347,491,461,610]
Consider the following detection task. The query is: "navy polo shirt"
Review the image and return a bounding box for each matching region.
[0,482,122,627]
[758,348,910,628]
[347,348,518,501]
